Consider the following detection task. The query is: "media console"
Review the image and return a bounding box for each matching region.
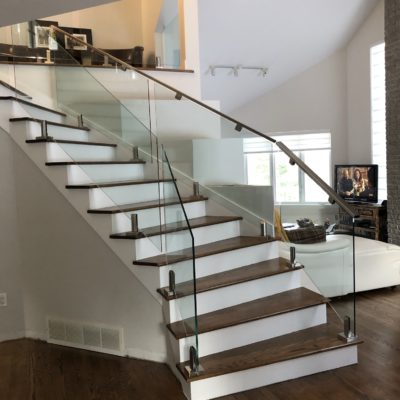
[338,202,387,242]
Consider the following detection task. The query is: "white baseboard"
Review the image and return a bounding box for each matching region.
[24,329,167,362]
[0,330,25,343]
[24,329,47,341]
[127,347,167,363]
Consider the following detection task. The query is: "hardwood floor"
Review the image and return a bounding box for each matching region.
[1,288,400,400]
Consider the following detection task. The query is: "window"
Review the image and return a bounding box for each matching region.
[244,133,331,203]
[370,42,387,201]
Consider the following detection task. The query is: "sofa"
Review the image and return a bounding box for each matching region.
[280,234,400,297]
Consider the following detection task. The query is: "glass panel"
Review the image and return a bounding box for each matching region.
[277,158,357,336]
[161,147,199,358]
[10,25,162,254]
[152,82,276,238]
[155,0,181,68]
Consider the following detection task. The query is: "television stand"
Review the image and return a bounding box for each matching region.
[338,203,387,242]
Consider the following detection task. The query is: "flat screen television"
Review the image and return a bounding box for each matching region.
[335,164,378,203]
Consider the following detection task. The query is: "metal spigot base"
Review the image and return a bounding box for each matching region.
[184,364,204,377]
[337,332,358,343]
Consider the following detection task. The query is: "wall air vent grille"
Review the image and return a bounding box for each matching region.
[47,317,123,355]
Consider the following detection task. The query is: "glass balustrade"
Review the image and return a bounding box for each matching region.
[5,22,360,368]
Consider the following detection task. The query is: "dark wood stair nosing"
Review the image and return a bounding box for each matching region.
[66,178,173,189]
[11,117,90,131]
[157,258,303,301]
[0,96,66,116]
[110,215,243,240]
[26,139,116,147]
[167,287,328,340]
[46,160,146,166]
[87,196,208,214]
[133,236,275,267]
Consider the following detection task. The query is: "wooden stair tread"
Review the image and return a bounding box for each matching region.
[0,96,66,116]
[0,80,32,99]
[168,287,327,339]
[158,257,302,300]
[67,178,173,189]
[26,139,115,147]
[11,117,90,131]
[88,196,208,214]
[133,236,274,267]
[46,160,145,166]
[110,215,242,240]
[177,311,361,382]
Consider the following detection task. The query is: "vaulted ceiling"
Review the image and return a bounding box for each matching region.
[198,0,380,111]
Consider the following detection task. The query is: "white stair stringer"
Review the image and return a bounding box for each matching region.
[0,102,164,303]
[170,303,327,363]
[181,346,358,400]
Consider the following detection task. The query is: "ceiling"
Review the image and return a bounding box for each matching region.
[198,0,380,112]
[0,0,118,27]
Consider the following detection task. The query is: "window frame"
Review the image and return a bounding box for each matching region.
[244,132,332,205]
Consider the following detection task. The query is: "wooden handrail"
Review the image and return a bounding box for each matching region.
[50,25,357,218]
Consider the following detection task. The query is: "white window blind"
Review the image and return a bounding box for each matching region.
[370,42,387,201]
[243,133,331,153]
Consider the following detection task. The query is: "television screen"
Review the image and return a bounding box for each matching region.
[335,164,378,203]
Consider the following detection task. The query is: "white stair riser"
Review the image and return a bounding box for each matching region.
[19,104,65,124]
[89,182,176,209]
[159,241,280,287]
[173,304,326,362]
[46,143,115,162]
[48,126,90,142]
[134,221,240,260]
[111,201,207,233]
[166,269,303,323]
[183,346,358,400]
[66,164,145,185]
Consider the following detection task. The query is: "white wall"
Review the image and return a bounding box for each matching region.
[233,50,348,166]
[232,0,384,166]
[197,0,378,112]
[10,142,167,360]
[0,132,25,342]
[347,0,384,163]
[49,0,143,49]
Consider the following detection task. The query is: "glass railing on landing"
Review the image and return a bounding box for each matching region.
[7,22,359,347]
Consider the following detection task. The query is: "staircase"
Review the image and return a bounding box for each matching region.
[0,80,361,399]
